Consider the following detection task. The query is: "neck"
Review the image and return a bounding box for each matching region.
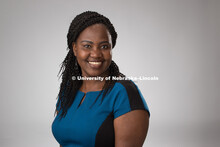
[80,78,106,93]
[80,70,110,93]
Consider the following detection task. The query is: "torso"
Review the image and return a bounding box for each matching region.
[52,80,150,147]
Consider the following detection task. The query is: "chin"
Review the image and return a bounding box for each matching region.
[86,72,104,77]
[84,69,109,77]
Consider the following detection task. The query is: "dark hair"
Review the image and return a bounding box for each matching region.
[56,11,125,119]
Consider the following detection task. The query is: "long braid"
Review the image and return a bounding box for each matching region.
[56,11,124,119]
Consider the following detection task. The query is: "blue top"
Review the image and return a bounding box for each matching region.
[52,80,150,147]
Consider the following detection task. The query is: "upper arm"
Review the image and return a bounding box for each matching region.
[114,110,149,147]
[113,81,150,146]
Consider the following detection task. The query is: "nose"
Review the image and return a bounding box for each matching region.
[90,47,102,58]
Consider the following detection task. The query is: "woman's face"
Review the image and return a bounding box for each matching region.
[73,24,112,77]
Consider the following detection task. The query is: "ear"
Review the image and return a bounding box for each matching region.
[72,42,77,56]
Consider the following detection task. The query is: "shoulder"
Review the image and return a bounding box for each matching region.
[115,80,141,96]
[111,80,150,118]
[112,80,139,94]
[114,80,147,109]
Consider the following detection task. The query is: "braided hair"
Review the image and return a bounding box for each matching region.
[56,11,125,119]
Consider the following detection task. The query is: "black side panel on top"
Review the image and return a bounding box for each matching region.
[118,80,145,110]
[95,112,115,147]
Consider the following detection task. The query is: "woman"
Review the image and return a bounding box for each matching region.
[52,11,150,147]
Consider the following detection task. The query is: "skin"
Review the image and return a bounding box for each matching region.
[59,23,149,147]
[72,23,112,93]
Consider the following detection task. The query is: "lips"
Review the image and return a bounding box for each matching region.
[87,60,103,69]
[88,61,102,65]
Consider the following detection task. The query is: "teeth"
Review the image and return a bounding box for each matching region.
[89,62,102,65]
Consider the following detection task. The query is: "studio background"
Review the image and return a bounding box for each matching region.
[0,0,219,146]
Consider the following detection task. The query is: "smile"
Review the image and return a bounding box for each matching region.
[88,61,103,69]
[88,61,102,65]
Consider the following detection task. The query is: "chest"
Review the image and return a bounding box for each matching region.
[52,91,115,147]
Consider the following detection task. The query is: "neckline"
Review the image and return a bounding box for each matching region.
[78,89,104,94]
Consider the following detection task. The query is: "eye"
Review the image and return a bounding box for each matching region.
[83,44,91,49]
[101,45,109,49]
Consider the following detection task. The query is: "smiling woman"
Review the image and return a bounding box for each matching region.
[72,24,112,78]
[51,11,150,147]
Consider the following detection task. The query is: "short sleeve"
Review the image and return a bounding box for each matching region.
[113,80,150,119]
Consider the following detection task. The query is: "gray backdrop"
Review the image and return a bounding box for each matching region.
[0,0,219,146]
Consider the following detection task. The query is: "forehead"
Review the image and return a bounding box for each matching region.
[77,24,111,42]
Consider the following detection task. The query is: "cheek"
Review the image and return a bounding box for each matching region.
[104,50,112,60]
[77,50,89,60]
[109,50,112,57]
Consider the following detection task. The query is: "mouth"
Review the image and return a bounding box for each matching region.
[88,61,103,69]
[88,61,102,65]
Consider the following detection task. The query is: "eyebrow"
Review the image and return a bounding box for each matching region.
[80,40,110,45]
[80,40,93,44]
